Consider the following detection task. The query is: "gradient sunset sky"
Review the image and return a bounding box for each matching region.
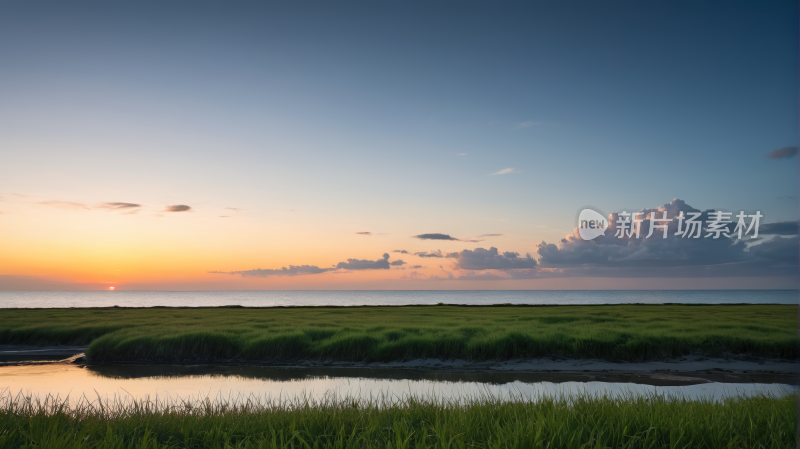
[1,1,798,290]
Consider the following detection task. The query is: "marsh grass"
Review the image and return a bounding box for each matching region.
[0,388,793,448]
[0,305,795,362]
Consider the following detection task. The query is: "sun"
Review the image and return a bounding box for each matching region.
[109,286,115,290]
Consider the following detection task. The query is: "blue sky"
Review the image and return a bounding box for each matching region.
[0,1,797,289]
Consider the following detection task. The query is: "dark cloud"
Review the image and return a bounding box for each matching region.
[392,250,409,254]
[534,199,798,278]
[163,205,191,212]
[355,232,372,235]
[478,234,504,237]
[390,260,406,266]
[413,233,459,241]
[765,146,798,159]
[38,200,89,210]
[446,247,537,270]
[336,253,391,270]
[414,250,445,258]
[97,202,141,210]
[214,265,334,277]
[759,221,798,236]
[410,265,424,269]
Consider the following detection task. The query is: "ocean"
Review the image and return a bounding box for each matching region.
[0,290,796,308]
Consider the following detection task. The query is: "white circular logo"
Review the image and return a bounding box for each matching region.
[577,207,608,240]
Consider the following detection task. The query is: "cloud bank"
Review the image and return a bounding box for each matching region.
[446,247,537,270]
[336,253,391,270]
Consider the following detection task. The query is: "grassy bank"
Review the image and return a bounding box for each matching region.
[0,389,793,448]
[0,304,796,362]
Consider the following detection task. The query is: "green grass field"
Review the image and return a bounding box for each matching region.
[0,389,793,448]
[0,305,795,362]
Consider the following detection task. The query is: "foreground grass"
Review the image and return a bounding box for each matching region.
[0,305,796,362]
[0,389,793,448]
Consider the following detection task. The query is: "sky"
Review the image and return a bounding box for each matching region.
[0,1,798,290]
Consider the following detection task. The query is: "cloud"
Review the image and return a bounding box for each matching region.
[392,250,409,254]
[225,207,246,212]
[765,146,798,159]
[215,265,335,277]
[410,265,424,269]
[96,202,141,210]
[163,205,191,212]
[390,260,406,266]
[759,221,799,236]
[413,233,459,241]
[515,121,542,128]
[478,234,504,237]
[458,153,467,156]
[38,200,90,210]
[446,247,537,270]
[355,232,372,235]
[336,253,391,270]
[414,250,445,258]
[533,198,798,278]
[490,168,521,175]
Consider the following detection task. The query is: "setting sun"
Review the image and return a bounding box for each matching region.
[109,287,115,290]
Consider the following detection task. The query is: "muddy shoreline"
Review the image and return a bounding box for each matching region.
[1,345,797,386]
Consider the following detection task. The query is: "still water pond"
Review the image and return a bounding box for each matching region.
[0,364,795,406]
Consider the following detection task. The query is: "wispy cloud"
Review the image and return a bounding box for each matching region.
[213,265,334,277]
[478,234,503,237]
[225,207,246,212]
[457,153,467,156]
[38,200,90,210]
[96,202,141,210]
[392,250,409,254]
[515,121,542,129]
[413,233,459,241]
[414,250,445,258]
[355,232,372,235]
[765,146,798,159]
[490,168,520,175]
[163,205,191,212]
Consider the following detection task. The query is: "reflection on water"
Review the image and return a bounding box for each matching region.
[0,364,795,406]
